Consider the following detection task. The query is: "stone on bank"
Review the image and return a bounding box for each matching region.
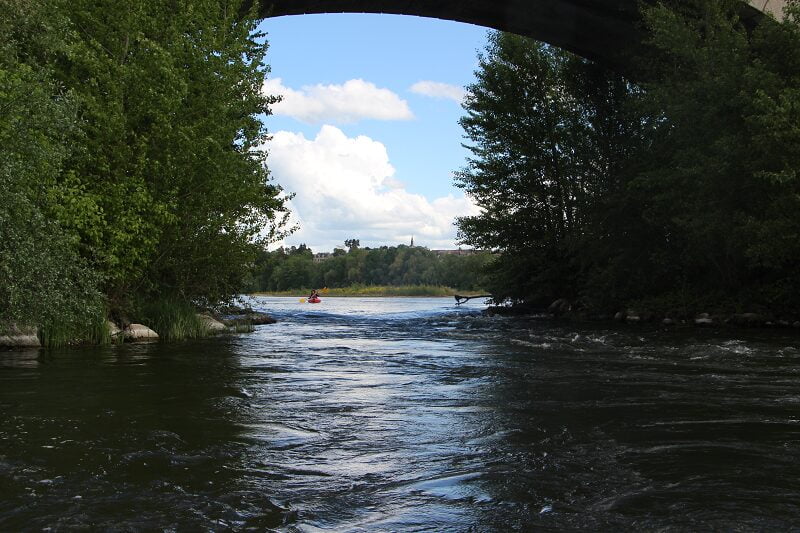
[197,314,227,333]
[694,313,714,326]
[0,324,40,349]
[547,298,571,316]
[123,323,159,342]
[107,320,122,340]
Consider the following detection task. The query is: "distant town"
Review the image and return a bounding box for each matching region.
[313,247,483,263]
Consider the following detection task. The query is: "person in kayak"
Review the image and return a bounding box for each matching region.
[308,289,319,301]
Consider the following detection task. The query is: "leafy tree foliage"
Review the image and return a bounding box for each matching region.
[54,0,290,308]
[0,0,103,334]
[1,0,290,340]
[602,0,800,313]
[249,244,491,292]
[458,1,800,315]
[456,32,639,305]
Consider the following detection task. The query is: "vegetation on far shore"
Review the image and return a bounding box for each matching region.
[252,285,483,298]
[247,242,491,294]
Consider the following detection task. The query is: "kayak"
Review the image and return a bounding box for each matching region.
[308,297,321,303]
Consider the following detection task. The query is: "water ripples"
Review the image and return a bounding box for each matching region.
[1,296,799,530]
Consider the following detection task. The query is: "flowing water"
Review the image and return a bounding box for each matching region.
[1,296,799,531]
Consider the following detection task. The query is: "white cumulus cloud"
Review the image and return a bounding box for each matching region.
[265,125,478,251]
[263,77,414,124]
[409,80,466,103]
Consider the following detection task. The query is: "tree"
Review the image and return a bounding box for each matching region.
[247,245,490,291]
[54,0,290,308]
[600,0,800,313]
[456,32,638,305]
[0,0,103,338]
[457,2,800,315]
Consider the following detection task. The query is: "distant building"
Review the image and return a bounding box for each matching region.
[313,252,332,263]
[431,248,482,256]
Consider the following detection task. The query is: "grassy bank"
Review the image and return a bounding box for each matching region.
[136,298,211,342]
[252,285,485,297]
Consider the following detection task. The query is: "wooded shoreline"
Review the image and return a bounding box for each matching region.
[251,285,482,298]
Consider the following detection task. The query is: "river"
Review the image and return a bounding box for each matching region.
[1,296,799,530]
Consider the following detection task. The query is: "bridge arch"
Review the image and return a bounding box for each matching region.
[254,0,785,70]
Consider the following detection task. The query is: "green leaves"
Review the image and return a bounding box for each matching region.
[2,0,291,336]
[51,0,290,307]
[249,245,491,293]
[0,0,103,336]
[455,1,800,314]
[456,32,638,304]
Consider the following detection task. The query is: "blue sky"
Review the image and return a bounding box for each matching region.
[256,14,489,251]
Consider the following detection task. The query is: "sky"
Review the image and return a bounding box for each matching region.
[256,14,490,252]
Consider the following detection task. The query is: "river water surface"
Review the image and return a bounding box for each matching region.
[1,296,799,531]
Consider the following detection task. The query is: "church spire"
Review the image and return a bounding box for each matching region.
[410,235,414,247]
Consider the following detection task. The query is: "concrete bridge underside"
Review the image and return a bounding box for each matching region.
[256,0,786,69]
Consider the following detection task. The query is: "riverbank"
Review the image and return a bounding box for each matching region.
[0,303,276,350]
[252,285,486,298]
[488,298,800,330]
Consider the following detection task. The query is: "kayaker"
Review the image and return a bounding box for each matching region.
[308,289,319,301]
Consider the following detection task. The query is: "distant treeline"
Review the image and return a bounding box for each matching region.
[458,0,800,317]
[247,244,492,292]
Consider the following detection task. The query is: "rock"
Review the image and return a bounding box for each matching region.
[694,312,716,326]
[247,312,277,326]
[625,309,640,323]
[0,334,40,348]
[219,311,277,327]
[614,311,626,322]
[107,320,122,339]
[730,313,764,326]
[794,321,800,329]
[124,324,159,342]
[778,320,790,327]
[0,324,40,349]
[662,318,675,326]
[197,314,227,333]
[547,298,571,316]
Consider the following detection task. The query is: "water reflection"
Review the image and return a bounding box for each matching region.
[0,349,40,368]
[0,340,293,530]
